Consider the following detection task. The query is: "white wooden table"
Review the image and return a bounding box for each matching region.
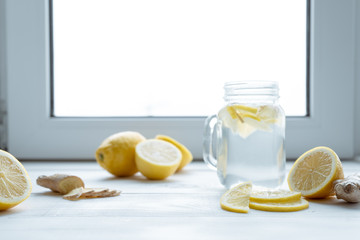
[1,160,360,240]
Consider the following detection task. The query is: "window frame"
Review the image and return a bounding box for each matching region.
[2,0,356,160]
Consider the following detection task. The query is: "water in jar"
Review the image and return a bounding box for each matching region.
[216,104,285,189]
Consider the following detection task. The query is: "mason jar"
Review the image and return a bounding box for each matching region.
[203,81,286,189]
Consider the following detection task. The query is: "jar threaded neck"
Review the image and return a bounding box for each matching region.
[224,81,279,103]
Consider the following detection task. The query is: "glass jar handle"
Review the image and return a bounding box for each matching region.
[203,114,218,170]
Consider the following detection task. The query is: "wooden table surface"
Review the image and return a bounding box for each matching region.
[1,160,360,240]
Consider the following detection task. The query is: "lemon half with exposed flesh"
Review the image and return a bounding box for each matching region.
[0,150,32,211]
[287,146,344,198]
[135,139,182,180]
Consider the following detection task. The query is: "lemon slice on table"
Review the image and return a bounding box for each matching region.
[155,135,193,172]
[220,182,252,213]
[250,188,302,203]
[287,146,344,198]
[135,139,182,180]
[0,150,32,211]
[249,198,309,212]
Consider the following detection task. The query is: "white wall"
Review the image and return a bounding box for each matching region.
[355,0,360,158]
[0,0,359,158]
[0,0,7,150]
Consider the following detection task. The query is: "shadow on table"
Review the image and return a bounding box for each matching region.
[102,174,178,184]
[0,208,23,216]
[100,168,192,183]
[307,196,360,210]
[31,191,62,198]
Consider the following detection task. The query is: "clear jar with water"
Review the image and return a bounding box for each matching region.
[203,81,286,188]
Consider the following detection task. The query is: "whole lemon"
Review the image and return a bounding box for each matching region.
[95,131,146,177]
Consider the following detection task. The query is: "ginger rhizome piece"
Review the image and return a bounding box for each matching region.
[37,174,121,201]
[334,173,360,203]
[36,174,85,195]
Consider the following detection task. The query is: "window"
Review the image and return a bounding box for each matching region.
[52,0,307,117]
[2,0,356,159]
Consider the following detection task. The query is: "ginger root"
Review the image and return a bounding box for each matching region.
[63,187,121,201]
[334,173,360,203]
[37,174,85,194]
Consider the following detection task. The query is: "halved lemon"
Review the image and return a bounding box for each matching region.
[0,150,32,211]
[287,146,344,198]
[135,139,182,180]
[249,198,309,212]
[220,182,252,213]
[155,135,193,171]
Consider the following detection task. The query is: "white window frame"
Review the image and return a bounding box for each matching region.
[1,0,356,160]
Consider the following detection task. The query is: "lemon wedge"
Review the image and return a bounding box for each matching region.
[220,182,252,213]
[135,139,182,180]
[287,146,344,198]
[0,150,32,211]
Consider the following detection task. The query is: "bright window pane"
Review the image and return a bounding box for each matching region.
[52,0,307,117]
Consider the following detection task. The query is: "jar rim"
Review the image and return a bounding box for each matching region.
[223,81,280,102]
[224,81,279,89]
